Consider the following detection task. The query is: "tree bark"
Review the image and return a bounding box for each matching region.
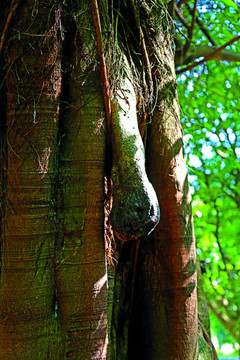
[0,1,62,358]
[129,32,198,360]
[0,2,206,359]
[54,8,108,359]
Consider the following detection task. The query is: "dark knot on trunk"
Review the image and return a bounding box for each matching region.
[111,176,160,239]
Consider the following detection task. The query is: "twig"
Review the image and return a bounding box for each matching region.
[213,202,230,280]
[176,35,240,74]
[186,4,216,45]
[183,0,198,56]
[0,0,20,57]
[174,5,189,29]
[188,0,198,39]
[175,4,216,49]
[195,17,216,45]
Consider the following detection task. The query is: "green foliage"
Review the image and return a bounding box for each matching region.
[175,0,240,352]
[216,0,238,10]
[210,313,239,357]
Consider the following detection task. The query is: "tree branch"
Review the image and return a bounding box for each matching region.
[186,3,216,46]
[195,17,216,45]
[176,35,240,74]
[175,44,240,66]
[175,4,216,46]
[90,0,112,184]
[90,0,111,131]
[174,5,189,29]
[208,300,239,341]
[213,202,230,280]
[183,0,198,56]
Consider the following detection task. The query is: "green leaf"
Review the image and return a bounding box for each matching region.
[218,0,238,10]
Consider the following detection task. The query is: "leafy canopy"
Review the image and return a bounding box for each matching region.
[174,0,240,352]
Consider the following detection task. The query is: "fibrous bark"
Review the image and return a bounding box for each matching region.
[0,1,62,358]
[129,30,198,360]
[55,6,108,358]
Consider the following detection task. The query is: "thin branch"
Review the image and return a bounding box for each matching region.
[176,35,240,74]
[0,0,20,56]
[175,45,240,66]
[90,0,114,249]
[186,4,216,45]
[213,202,230,279]
[195,16,216,45]
[90,0,111,120]
[183,0,198,56]
[208,300,239,341]
[174,5,189,29]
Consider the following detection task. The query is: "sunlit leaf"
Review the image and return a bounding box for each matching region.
[217,0,238,10]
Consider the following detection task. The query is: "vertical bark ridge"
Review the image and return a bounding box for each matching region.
[55,8,108,359]
[129,33,198,360]
[0,2,62,358]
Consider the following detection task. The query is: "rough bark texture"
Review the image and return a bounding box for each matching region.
[0,1,206,359]
[128,32,198,360]
[54,7,108,359]
[0,1,62,358]
[0,2,108,359]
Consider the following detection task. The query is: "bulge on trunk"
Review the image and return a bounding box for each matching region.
[110,58,160,239]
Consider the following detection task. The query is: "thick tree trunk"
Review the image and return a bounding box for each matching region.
[0,2,202,359]
[0,3,109,358]
[54,9,108,359]
[129,33,198,360]
[0,1,62,358]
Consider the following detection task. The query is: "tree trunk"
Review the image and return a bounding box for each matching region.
[0,1,205,359]
[0,1,62,358]
[129,32,198,360]
[54,8,108,359]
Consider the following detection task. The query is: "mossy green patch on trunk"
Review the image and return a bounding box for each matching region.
[110,59,160,239]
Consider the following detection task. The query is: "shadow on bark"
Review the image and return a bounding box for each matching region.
[110,129,198,359]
